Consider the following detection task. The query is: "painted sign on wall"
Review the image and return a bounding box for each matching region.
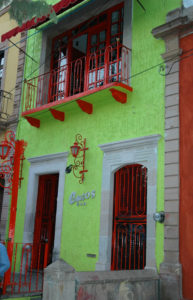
[69,191,96,206]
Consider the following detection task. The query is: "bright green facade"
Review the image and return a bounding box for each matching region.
[14,0,180,272]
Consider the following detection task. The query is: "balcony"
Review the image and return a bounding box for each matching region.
[22,43,132,120]
[0,90,12,126]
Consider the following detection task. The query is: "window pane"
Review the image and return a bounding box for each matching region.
[112,11,119,23]
[111,37,116,45]
[111,23,119,36]
[90,47,96,53]
[99,43,105,50]
[91,35,97,45]
[90,18,97,27]
[0,56,4,66]
[61,36,68,45]
[99,13,107,22]
[99,30,106,42]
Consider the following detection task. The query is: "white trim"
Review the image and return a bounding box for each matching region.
[96,134,161,271]
[23,152,68,261]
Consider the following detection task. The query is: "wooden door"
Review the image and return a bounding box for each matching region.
[111,165,147,270]
[33,174,59,268]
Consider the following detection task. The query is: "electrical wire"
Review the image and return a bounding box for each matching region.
[8,39,38,64]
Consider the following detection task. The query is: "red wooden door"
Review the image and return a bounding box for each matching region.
[111,165,147,270]
[33,174,59,268]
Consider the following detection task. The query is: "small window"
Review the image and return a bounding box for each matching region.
[0,52,4,88]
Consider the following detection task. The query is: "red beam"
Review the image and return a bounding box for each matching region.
[25,116,40,128]
[4,140,26,289]
[76,99,93,114]
[109,88,127,104]
[50,108,65,121]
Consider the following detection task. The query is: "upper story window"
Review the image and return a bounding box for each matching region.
[0,52,4,88]
[23,2,131,113]
[50,3,124,99]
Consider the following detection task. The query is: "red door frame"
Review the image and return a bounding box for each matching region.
[32,174,59,268]
[111,164,147,271]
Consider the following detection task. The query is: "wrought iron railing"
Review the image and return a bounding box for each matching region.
[0,241,48,296]
[22,42,131,113]
[0,90,12,121]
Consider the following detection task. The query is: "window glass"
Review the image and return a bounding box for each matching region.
[99,13,107,23]
[111,23,119,36]
[99,30,106,42]
[0,52,4,88]
[91,35,97,45]
[112,11,119,23]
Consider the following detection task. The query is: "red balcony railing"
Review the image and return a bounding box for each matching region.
[22,43,131,113]
[0,241,48,296]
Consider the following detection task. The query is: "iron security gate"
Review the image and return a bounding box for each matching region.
[111,164,147,270]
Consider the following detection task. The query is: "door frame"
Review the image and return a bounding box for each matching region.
[96,134,161,271]
[23,152,68,261]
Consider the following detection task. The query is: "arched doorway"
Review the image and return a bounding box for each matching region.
[111,164,147,270]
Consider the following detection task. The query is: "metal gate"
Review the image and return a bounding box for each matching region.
[111,164,147,270]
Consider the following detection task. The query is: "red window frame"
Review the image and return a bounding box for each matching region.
[50,2,124,99]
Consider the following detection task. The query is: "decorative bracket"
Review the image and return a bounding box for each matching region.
[50,109,65,121]
[25,116,40,128]
[76,99,93,114]
[0,131,26,192]
[109,88,127,104]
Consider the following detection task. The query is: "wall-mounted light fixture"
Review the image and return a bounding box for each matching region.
[66,134,88,184]
[0,131,26,191]
[153,211,165,223]
[0,140,11,160]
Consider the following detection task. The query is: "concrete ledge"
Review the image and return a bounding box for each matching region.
[76,269,159,284]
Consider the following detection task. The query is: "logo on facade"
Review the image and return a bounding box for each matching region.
[69,191,96,206]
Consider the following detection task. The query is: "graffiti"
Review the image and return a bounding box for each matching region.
[77,287,95,300]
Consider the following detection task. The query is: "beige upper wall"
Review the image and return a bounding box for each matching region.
[0,7,21,119]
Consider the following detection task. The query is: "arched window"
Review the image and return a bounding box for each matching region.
[111,164,147,270]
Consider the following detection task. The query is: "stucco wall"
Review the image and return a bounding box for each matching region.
[15,0,180,272]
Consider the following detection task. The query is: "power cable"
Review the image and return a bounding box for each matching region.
[8,39,38,64]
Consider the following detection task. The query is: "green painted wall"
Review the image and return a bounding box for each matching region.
[15,0,180,272]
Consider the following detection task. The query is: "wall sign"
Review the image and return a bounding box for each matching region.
[69,191,96,206]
